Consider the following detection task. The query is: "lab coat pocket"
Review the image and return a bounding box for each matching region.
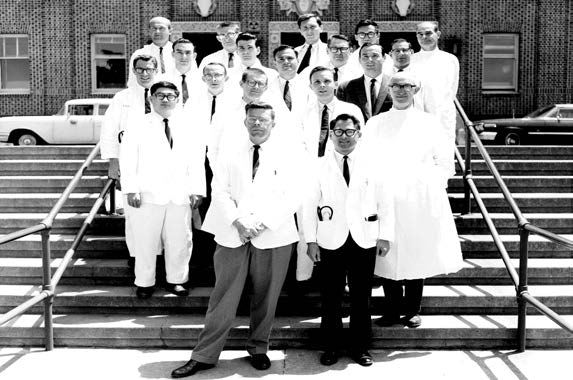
[363,218,379,242]
[317,219,334,243]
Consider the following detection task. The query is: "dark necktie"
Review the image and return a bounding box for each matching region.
[334,67,339,82]
[228,52,234,68]
[210,95,217,121]
[398,68,404,72]
[297,45,311,73]
[370,78,377,115]
[343,155,350,185]
[252,144,260,180]
[181,74,189,104]
[283,80,292,111]
[144,88,151,114]
[163,118,173,149]
[159,47,165,73]
[318,105,329,157]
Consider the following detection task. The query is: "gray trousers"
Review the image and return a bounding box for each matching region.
[191,242,292,364]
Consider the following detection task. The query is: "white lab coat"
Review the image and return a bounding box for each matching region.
[127,42,178,88]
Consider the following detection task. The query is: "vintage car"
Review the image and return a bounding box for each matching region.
[477,104,573,145]
[0,99,111,145]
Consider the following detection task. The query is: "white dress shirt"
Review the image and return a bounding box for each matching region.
[198,48,236,72]
[295,41,330,69]
[127,42,177,88]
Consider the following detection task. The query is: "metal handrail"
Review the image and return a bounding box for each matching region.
[0,143,115,351]
[454,98,573,351]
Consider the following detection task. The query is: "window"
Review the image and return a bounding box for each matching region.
[0,35,30,93]
[91,34,126,93]
[68,104,94,116]
[557,108,573,118]
[98,104,109,115]
[482,34,519,91]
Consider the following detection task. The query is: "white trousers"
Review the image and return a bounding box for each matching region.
[129,202,193,287]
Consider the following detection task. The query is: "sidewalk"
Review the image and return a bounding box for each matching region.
[0,347,570,380]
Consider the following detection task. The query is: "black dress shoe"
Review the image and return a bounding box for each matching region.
[136,286,154,299]
[402,314,422,328]
[374,315,401,327]
[250,353,271,370]
[352,351,373,367]
[171,359,214,378]
[165,283,189,297]
[319,350,338,366]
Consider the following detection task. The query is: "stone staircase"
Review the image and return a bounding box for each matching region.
[0,145,572,349]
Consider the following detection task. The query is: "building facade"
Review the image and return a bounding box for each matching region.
[0,0,572,119]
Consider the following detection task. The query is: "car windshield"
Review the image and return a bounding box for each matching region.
[525,105,554,118]
[55,105,65,115]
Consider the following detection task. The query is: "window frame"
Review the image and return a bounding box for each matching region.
[482,33,519,92]
[0,34,30,94]
[91,33,126,95]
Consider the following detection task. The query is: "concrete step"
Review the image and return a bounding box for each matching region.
[449,193,573,213]
[447,175,573,193]
[0,193,102,213]
[454,213,573,234]
[0,176,106,193]
[1,284,572,315]
[0,257,571,286]
[461,146,573,160]
[455,160,573,176]
[1,313,572,349]
[0,160,107,176]
[459,234,573,259]
[0,146,96,160]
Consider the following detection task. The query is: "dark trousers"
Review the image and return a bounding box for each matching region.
[319,235,376,353]
[191,156,216,269]
[382,278,425,318]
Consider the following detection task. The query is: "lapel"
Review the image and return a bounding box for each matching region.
[373,75,390,115]
[354,76,369,119]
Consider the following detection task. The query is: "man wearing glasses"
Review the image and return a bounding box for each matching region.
[337,43,393,122]
[172,103,304,377]
[361,72,462,330]
[101,55,162,272]
[295,14,329,73]
[302,113,388,367]
[127,17,178,88]
[198,22,240,72]
[120,81,206,300]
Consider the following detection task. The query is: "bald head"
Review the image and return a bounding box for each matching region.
[149,17,171,47]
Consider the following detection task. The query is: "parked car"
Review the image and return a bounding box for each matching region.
[477,104,573,145]
[0,99,111,145]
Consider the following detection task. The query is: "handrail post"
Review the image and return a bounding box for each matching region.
[41,229,54,351]
[517,226,530,352]
[109,180,116,215]
[462,118,472,215]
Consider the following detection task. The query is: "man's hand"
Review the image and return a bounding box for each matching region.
[127,193,141,208]
[189,194,203,209]
[233,217,262,244]
[376,239,391,257]
[306,242,320,263]
[108,158,121,190]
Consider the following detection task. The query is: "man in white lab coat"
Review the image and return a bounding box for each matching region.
[120,81,206,299]
[198,22,241,72]
[302,113,393,367]
[171,103,303,377]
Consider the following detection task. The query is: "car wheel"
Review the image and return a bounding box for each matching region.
[502,131,521,145]
[16,133,39,146]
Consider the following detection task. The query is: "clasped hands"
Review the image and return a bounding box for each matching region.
[233,216,266,244]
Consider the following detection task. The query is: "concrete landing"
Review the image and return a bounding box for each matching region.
[0,347,570,380]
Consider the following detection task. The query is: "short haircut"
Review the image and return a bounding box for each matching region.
[241,67,267,83]
[217,21,240,31]
[149,16,171,29]
[417,21,439,32]
[133,54,158,69]
[309,65,333,82]
[391,38,412,50]
[236,32,259,46]
[329,113,361,130]
[359,42,383,56]
[203,62,227,75]
[150,81,180,96]
[273,45,297,59]
[245,102,275,120]
[297,13,322,28]
[354,19,378,34]
[172,38,194,51]
[327,34,350,47]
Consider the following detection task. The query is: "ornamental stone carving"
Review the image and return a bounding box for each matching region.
[277,0,330,16]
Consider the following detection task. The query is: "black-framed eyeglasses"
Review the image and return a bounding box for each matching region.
[328,47,350,54]
[245,80,267,88]
[134,67,156,75]
[154,93,178,101]
[389,84,416,91]
[356,31,378,39]
[332,129,358,137]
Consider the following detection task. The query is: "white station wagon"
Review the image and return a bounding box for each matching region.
[0,98,111,145]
